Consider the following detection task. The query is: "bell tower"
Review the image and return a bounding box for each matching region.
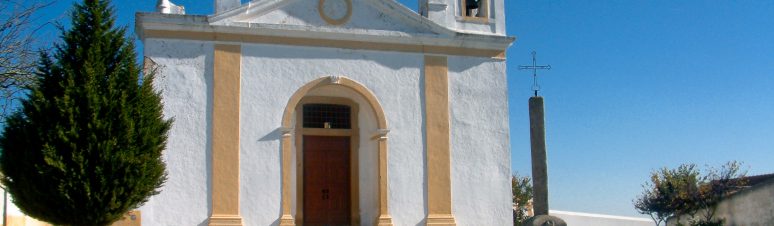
[419,0,506,35]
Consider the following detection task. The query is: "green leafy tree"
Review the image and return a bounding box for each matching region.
[688,161,746,226]
[634,164,700,226]
[512,173,533,226]
[634,162,747,226]
[0,0,171,225]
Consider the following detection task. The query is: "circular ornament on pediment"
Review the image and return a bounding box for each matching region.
[318,0,352,25]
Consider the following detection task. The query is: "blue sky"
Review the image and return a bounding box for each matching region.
[31,0,774,218]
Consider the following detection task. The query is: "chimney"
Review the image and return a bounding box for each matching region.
[157,0,185,15]
[215,0,241,14]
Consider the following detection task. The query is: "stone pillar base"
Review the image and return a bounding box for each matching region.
[426,214,456,226]
[522,215,566,226]
[377,214,394,226]
[208,215,243,226]
[279,214,296,226]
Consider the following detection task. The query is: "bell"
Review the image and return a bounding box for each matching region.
[465,0,480,17]
[466,0,480,9]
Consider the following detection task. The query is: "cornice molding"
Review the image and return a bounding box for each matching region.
[137,13,514,58]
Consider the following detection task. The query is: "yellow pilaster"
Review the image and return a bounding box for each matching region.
[424,55,456,226]
[209,44,244,226]
[280,127,296,226]
[377,129,394,226]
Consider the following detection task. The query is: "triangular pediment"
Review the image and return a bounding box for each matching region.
[210,0,447,36]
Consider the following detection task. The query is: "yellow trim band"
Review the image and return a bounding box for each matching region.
[142,30,506,59]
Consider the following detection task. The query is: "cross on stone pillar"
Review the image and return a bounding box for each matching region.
[520,51,565,226]
[519,51,551,97]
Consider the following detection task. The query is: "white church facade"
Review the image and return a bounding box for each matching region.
[136,0,514,225]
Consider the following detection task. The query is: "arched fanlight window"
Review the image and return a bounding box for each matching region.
[302,104,352,129]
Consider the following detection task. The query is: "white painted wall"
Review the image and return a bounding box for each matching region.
[449,56,511,226]
[667,178,774,226]
[141,39,214,226]
[552,210,653,226]
[141,40,511,226]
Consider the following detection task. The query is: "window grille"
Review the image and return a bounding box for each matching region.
[303,104,351,129]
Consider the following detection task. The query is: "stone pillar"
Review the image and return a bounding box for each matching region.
[525,96,565,226]
[528,96,548,216]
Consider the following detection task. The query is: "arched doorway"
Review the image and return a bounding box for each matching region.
[295,96,360,225]
[279,76,393,226]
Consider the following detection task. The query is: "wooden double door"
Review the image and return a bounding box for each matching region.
[303,135,352,226]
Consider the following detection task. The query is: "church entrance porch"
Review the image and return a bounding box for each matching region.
[303,135,352,226]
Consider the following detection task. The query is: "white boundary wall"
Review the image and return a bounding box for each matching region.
[667,178,774,226]
[552,210,653,226]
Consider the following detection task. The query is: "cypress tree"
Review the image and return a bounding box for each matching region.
[0,0,171,225]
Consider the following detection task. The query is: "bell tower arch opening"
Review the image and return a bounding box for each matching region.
[462,0,489,18]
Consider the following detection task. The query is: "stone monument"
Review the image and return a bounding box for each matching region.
[519,52,566,226]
